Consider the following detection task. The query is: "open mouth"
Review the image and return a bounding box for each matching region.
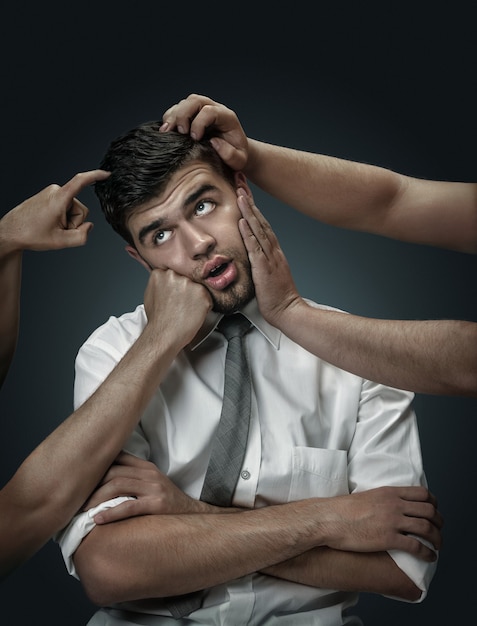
[204,260,237,290]
[208,263,228,278]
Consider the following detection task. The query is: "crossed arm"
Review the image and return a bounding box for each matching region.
[73,454,441,607]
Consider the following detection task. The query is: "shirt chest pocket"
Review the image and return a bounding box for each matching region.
[288,447,349,501]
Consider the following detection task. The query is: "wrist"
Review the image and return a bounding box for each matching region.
[269,294,306,334]
[134,323,183,364]
[0,222,23,257]
[243,138,262,179]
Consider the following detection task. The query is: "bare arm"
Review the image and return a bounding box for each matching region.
[237,189,477,397]
[276,307,477,397]
[80,460,440,603]
[0,249,21,387]
[0,170,109,388]
[0,268,212,579]
[245,140,477,254]
[73,470,441,606]
[161,94,477,254]
[262,548,420,601]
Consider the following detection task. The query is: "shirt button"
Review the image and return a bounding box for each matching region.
[241,470,251,480]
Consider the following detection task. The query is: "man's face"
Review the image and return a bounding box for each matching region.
[126,162,254,314]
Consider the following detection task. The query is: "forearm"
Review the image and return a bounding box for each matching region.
[74,501,324,606]
[245,139,400,231]
[72,485,440,605]
[245,140,477,253]
[0,247,22,388]
[262,547,421,602]
[279,299,477,396]
[0,322,181,578]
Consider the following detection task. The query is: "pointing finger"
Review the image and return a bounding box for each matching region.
[61,169,110,199]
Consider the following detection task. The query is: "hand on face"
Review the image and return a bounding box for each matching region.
[1,170,110,253]
[237,189,301,327]
[160,93,249,172]
[143,267,212,349]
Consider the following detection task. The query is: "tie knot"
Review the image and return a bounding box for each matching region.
[217,314,251,340]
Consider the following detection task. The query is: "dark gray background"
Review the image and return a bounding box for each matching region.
[0,2,475,624]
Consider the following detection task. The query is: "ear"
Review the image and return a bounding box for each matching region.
[125,245,152,272]
[234,171,252,196]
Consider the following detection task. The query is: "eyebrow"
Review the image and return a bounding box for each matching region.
[137,183,218,245]
[138,218,165,245]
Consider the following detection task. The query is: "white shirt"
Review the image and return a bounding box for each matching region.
[56,298,436,626]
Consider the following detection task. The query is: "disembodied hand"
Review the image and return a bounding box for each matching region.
[237,188,302,328]
[0,170,110,253]
[160,93,249,172]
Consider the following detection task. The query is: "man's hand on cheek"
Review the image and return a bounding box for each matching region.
[143,268,212,347]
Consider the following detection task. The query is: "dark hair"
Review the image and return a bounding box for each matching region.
[95,122,236,246]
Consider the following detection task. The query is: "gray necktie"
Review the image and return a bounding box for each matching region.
[200,313,252,506]
[166,313,252,619]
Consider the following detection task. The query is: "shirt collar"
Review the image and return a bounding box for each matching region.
[190,298,282,351]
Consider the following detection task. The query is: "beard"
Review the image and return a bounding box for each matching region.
[207,257,255,315]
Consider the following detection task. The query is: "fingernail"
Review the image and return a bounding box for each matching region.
[159,122,169,132]
[177,125,185,134]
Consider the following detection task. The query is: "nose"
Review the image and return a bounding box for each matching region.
[181,222,216,258]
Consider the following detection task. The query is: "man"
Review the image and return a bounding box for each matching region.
[56,121,441,625]
[0,171,211,578]
[159,94,477,398]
